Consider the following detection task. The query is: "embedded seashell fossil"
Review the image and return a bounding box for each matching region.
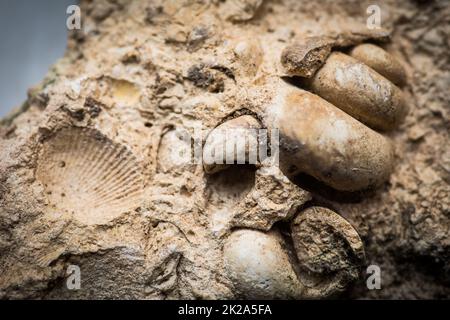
[280,30,391,78]
[223,229,304,299]
[230,164,311,231]
[36,127,144,225]
[203,115,261,174]
[280,36,334,78]
[157,127,193,173]
[275,82,394,192]
[222,0,263,22]
[349,43,406,87]
[308,52,407,131]
[223,207,365,299]
[277,38,408,189]
[290,206,365,298]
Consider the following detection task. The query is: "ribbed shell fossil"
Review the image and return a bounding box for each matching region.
[36,127,144,225]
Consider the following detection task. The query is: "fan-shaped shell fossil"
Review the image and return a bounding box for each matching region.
[36,127,144,225]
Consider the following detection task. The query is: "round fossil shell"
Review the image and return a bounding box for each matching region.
[291,206,365,298]
[223,229,304,299]
[308,52,407,131]
[36,127,144,225]
[275,83,394,192]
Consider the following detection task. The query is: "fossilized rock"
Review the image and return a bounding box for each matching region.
[0,0,448,300]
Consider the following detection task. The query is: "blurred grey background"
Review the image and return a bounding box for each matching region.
[0,0,75,117]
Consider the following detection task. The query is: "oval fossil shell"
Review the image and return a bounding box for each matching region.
[223,207,365,299]
[276,83,394,192]
[280,30,391,78]
[308,52,407,131]
[349,43,406,87]
[291,206,365,298]
[36,127,144,225]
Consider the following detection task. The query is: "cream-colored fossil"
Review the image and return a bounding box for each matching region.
[205,35,406,192]
[36,127,144,225]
